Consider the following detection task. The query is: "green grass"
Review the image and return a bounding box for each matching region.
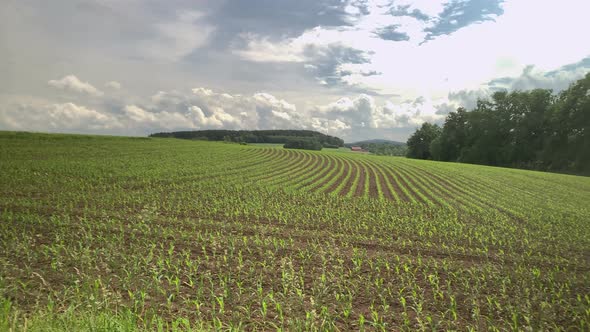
[1,131,589,331]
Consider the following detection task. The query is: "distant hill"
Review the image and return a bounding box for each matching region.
[346,139,406,146]
[150,129,344,147]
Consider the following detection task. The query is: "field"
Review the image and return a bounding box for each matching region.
[1,132,589,331]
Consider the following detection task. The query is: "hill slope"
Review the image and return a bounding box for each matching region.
[1,132,589,331]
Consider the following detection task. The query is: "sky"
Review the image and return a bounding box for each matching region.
[1,0,589,142]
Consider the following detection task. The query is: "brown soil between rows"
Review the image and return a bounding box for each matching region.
[3,210,518,331]
[353,166,367,197]
[365,162,380,199]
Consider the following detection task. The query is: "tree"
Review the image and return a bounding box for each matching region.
[432,107,469,161]
[283,139,323,151]
[544,73,590,172]
[504,89,553,167]
[407,73,590,174]
[406,123,441,159]
[459,97,511,166]
[429,135,443,161]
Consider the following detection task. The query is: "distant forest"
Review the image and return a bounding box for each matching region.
[346,141,408,156]
[150,130,344,148]
[407,73,590,174]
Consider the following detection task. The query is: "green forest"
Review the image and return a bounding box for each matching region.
[407,73,590,174]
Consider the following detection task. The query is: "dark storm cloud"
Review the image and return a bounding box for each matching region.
[373,25,410,41]
[424,0,505,41]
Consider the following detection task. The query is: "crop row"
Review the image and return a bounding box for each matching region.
[231,147,509,215]
[1,135,589,331]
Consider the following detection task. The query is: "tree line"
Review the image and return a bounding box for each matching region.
[150,130,344,148]
[283,138,324,151]
[407,73,590,174]
[347,142,407,156]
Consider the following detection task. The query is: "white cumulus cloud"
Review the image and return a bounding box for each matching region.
[315,94,446,132]
[48,75,104,97]
[0,99,120,133]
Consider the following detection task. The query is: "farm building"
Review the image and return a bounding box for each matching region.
[350,146,367,152]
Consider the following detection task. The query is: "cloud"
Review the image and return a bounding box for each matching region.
[206,0,358,47]
[117,87,445,140]
[488,60,590,92]
[234,34,305,62]
[2,0,589,143]
[304,44,375,87]
[444,57,590,111]
[235,27,377,89]
[47,103,117,129]
[105,81,122,89]
[373,25,410,41]
[148,88,307,131]
[300,93,450,141]
[315,94,445,131]
[390,0,450,18]
[4,56,589,143]
[122,104,235,130]
[15,60,587,142]
[252,92,309,129]
[231,0,590,98]
[0,99,120,133]
[434,102,460,116]
[48,75,104,97]
[424,0,505,41]
[309,118,352,135]
[141,11,215,62]
[388,4,430,21]
[447,89,490,111]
